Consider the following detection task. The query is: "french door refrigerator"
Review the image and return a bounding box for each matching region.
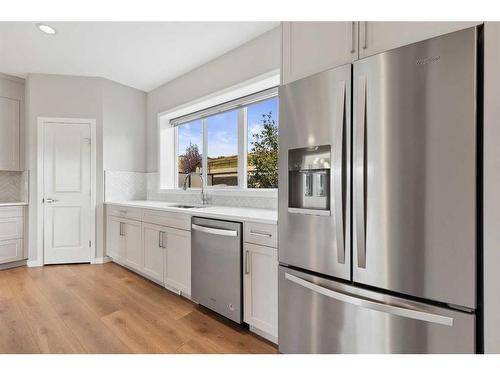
[278,26,479,354]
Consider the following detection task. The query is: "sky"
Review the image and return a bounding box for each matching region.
[177,97,278,158]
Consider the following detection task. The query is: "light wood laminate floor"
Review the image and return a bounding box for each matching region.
[0,262,277,354]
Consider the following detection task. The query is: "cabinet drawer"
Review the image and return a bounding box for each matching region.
[106,205,143,221]
[0,239,23,264]
[142,209,190,231]
[0,217,23,241]
[0,206,23,219]
[244,222,277,248]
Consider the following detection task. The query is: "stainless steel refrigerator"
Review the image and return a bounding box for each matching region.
[278,27,479,353]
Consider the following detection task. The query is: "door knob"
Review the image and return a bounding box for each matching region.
[44,198,59,203]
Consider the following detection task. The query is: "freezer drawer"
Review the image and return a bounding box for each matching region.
[278,266,475,354]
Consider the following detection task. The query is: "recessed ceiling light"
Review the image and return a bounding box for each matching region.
[36,23,57,35]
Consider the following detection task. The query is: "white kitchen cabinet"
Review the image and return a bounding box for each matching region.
[164,226,191,296]
[0,206,24,264]
[243,242,278,341]
[282,21,358,85]
[0,96,20,171]
[359,22,482,58]
[106,215,125,262]
[142,222,165,285]
[0,239,23,264]
[123,219,143,272]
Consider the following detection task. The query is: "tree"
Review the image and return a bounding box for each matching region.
[179,143,202,174]
[248,112,278,188]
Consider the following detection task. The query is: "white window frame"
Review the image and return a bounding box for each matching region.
[158,71,280,193]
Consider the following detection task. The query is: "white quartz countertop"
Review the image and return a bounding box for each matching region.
[105,200,277,224]
[0,202,28,207]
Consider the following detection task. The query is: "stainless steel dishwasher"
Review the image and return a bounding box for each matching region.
[191,217,242,323]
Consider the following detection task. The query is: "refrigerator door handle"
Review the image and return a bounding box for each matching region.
[333,80,346,264]
[355,75,367,268]
[285,272,454,326]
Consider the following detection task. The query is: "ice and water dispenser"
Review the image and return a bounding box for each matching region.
[288,145,331,215]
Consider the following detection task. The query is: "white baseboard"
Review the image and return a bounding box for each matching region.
[92,256,112,264]
[27,260,43,267]
[249,325,278,345]
[0,259,27,270]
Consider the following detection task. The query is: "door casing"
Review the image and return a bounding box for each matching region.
[36,117,97,265]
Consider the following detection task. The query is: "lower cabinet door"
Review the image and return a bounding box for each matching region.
[244,243,278,339]
[106,215,124,261]
[124,219,143,271]
[0,239,23,264]
[164,226,191,295]
[143,223,165,285]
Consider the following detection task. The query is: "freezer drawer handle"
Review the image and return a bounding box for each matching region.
[284,273,454,326]
[192,224,238,237]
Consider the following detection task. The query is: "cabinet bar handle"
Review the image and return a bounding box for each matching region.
[362,21,368,50]
[245,251,250,274]
[350,21,356,53]
[249,230,272,238]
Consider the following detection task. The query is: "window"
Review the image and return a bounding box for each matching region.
[247,97,278,188]
[207,110,239,187]
[177,120,202,188]
[171,88,278,189]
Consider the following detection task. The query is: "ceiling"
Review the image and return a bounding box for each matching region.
[0,22,279,92]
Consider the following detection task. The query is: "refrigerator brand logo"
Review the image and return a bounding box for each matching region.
[416,56,441,66]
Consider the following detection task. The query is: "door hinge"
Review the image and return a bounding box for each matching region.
[89,241,92,247]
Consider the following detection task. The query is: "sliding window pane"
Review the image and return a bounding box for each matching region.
[206,110,239,187]
[177,120,203,188]
[247,97,279,188]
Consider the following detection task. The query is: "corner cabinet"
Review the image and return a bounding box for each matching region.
[106,215,143,271]
[0,96,20,171]
[282,21,483,85]
[282,22,358,85]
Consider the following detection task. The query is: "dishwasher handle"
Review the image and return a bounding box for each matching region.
[192,223,238,237]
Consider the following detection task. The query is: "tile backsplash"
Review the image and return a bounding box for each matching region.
[0,171,29,203]
[105,171,277,209]
[146,172,277,210]
[104,171,147,202]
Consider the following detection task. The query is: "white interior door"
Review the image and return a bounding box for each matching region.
[43,122,92,264]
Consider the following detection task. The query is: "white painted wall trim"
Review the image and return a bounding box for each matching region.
[157,70,280,190]
[35,117,97,266]
[92,256,112,264]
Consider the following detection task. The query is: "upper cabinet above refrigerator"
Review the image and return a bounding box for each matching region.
[282,22,482,85]
[281,22,358,85]
[358,21,482,58]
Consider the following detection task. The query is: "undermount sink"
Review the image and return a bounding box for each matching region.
[170,204,202,209]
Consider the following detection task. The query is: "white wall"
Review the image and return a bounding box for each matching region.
[146,26,281,172]
[25,74,146,263]
[102,79,147,172]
